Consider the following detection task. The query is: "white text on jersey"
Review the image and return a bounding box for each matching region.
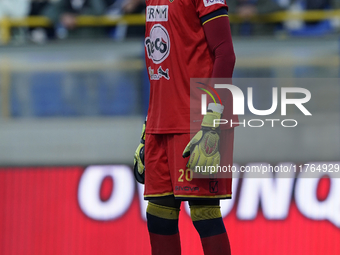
[146,5,168,22]
[203,0,225,8]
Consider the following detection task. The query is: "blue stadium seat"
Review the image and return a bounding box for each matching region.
[30,72,64,117]
[98,74,137,115]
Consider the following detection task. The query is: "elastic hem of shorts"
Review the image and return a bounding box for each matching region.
[174,194,232,200]
[146,125,236,134]
[144,192,174,200]
[146,128,191,134]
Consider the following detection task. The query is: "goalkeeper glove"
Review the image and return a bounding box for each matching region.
[134,119,146,184]
[182,103,224,175]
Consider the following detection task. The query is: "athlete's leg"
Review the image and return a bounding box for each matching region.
[147,196,182,255]
[189,199,231,255]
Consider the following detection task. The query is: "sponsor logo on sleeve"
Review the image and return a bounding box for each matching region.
[145,24,170,64]
[146,5,168,22]
[203,0,225,7]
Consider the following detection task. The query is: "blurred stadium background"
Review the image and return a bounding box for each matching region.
[1,0,340,255]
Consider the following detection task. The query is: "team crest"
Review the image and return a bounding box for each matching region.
[209,181,218,193]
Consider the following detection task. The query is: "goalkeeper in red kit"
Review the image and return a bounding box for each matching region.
[134,1,237,255]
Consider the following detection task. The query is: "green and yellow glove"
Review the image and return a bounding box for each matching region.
[134,119,146,184]
[182,103,224,175]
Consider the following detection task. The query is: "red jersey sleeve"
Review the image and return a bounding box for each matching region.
[193,0,228,18]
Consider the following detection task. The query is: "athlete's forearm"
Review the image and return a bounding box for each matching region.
[202,10,236,78]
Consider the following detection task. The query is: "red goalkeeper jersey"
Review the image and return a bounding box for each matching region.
[145,0,233,134]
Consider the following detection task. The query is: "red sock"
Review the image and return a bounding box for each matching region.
[147,202,181,255]
[149,232,181,255]
[191,205,231,255]
[201,232,231,255]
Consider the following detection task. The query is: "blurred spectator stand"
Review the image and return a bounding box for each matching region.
[42,0,107,39]
[0,0,30,43]
[284,0,340,36]
[0,4,340,44]
[227,0,284,35]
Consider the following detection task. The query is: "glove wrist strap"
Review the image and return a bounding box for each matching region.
[207,103,224,114]
[201,103,224,129]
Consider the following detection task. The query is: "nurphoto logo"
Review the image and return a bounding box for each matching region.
[199,84,312,128]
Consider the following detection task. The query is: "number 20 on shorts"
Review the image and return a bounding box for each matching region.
[178,169,193,182]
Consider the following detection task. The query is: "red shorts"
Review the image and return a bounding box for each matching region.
[144,129,234,200]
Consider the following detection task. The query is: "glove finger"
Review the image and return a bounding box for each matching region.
[138,146,145,175]
[183,131,204,158]
[213,154,220,167]
[209,155,220,174]
[134,151,138,166]
[138,162,145,175]
[134,162,145,184]
[199,157,212,174]
[140,145,145,165]
[182,142,191,158]
[187,146,200,170]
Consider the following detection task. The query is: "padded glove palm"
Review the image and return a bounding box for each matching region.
[182,103,224,175]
